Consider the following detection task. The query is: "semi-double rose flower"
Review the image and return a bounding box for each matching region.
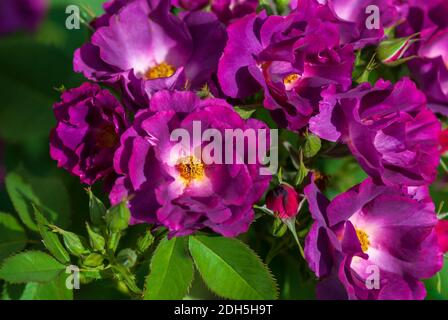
[397,0,448,115]
[75,0,227,110]
[304,178,443,300]
[0,0,47,35]
[218,0,355,131]
[110,90,271,237]
[310,78,441,186]
[50,83,128,185]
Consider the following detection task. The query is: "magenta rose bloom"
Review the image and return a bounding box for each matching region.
[0,0,47,35]
[211,0,258,24]
[290,0,404,49]
[75,0,227,110]
[50,83,128,185]
[218,1,355,130]
[323,0,407,48]
[304,178,443,300]
[310,78,441,187]
[110,90,271,237]
[397,0,448,115]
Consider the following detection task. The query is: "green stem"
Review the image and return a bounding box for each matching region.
[440,159,448,174]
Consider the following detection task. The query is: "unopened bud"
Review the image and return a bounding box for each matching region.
[266,184,299,219]
[436,219,448,254]
[83,253,104,267]
[377,34,418,66]
[105,201,130,233]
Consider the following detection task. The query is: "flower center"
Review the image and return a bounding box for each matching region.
[176,156,205,185]
[96,124,118,148]
[283,73,300,88]
[145,62,175,80]
[356,228,370,253]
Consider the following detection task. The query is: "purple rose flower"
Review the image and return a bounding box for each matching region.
[75,0,227,110]
[110,90,271,237]
[211,0,258,24]
[218,2,355,131]
[50,83,128,185]
[304,178,443,300]
[0,0,47,35]
[290,0,404,49]
[310,78,441,187]
[397,0,448,115]
[323,0,408,48]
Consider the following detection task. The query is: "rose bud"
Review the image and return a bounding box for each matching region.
[440,129,448,154]
[266,184,299,219]
[436,219,448,254]
[377,34,418,66]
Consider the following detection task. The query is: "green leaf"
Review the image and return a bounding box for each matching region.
[24,171,71,228]
[5,172,41,231]
[189,236,278,300]
[35,208,70,264]
[303,133,321,158]
[5,171,70,232]
[0,212,27,263]
[0,251,66,283]
[234,106,257,120]
[2,273,73,300]
[19,273,73,300]
[144,237,194,300]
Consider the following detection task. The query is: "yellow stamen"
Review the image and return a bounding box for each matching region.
[356,228,370,253]
[145,62,175,80]
[283,73,300,87]
[176,156,205,185]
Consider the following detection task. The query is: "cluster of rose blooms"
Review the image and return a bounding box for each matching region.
[43,0,448,299]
